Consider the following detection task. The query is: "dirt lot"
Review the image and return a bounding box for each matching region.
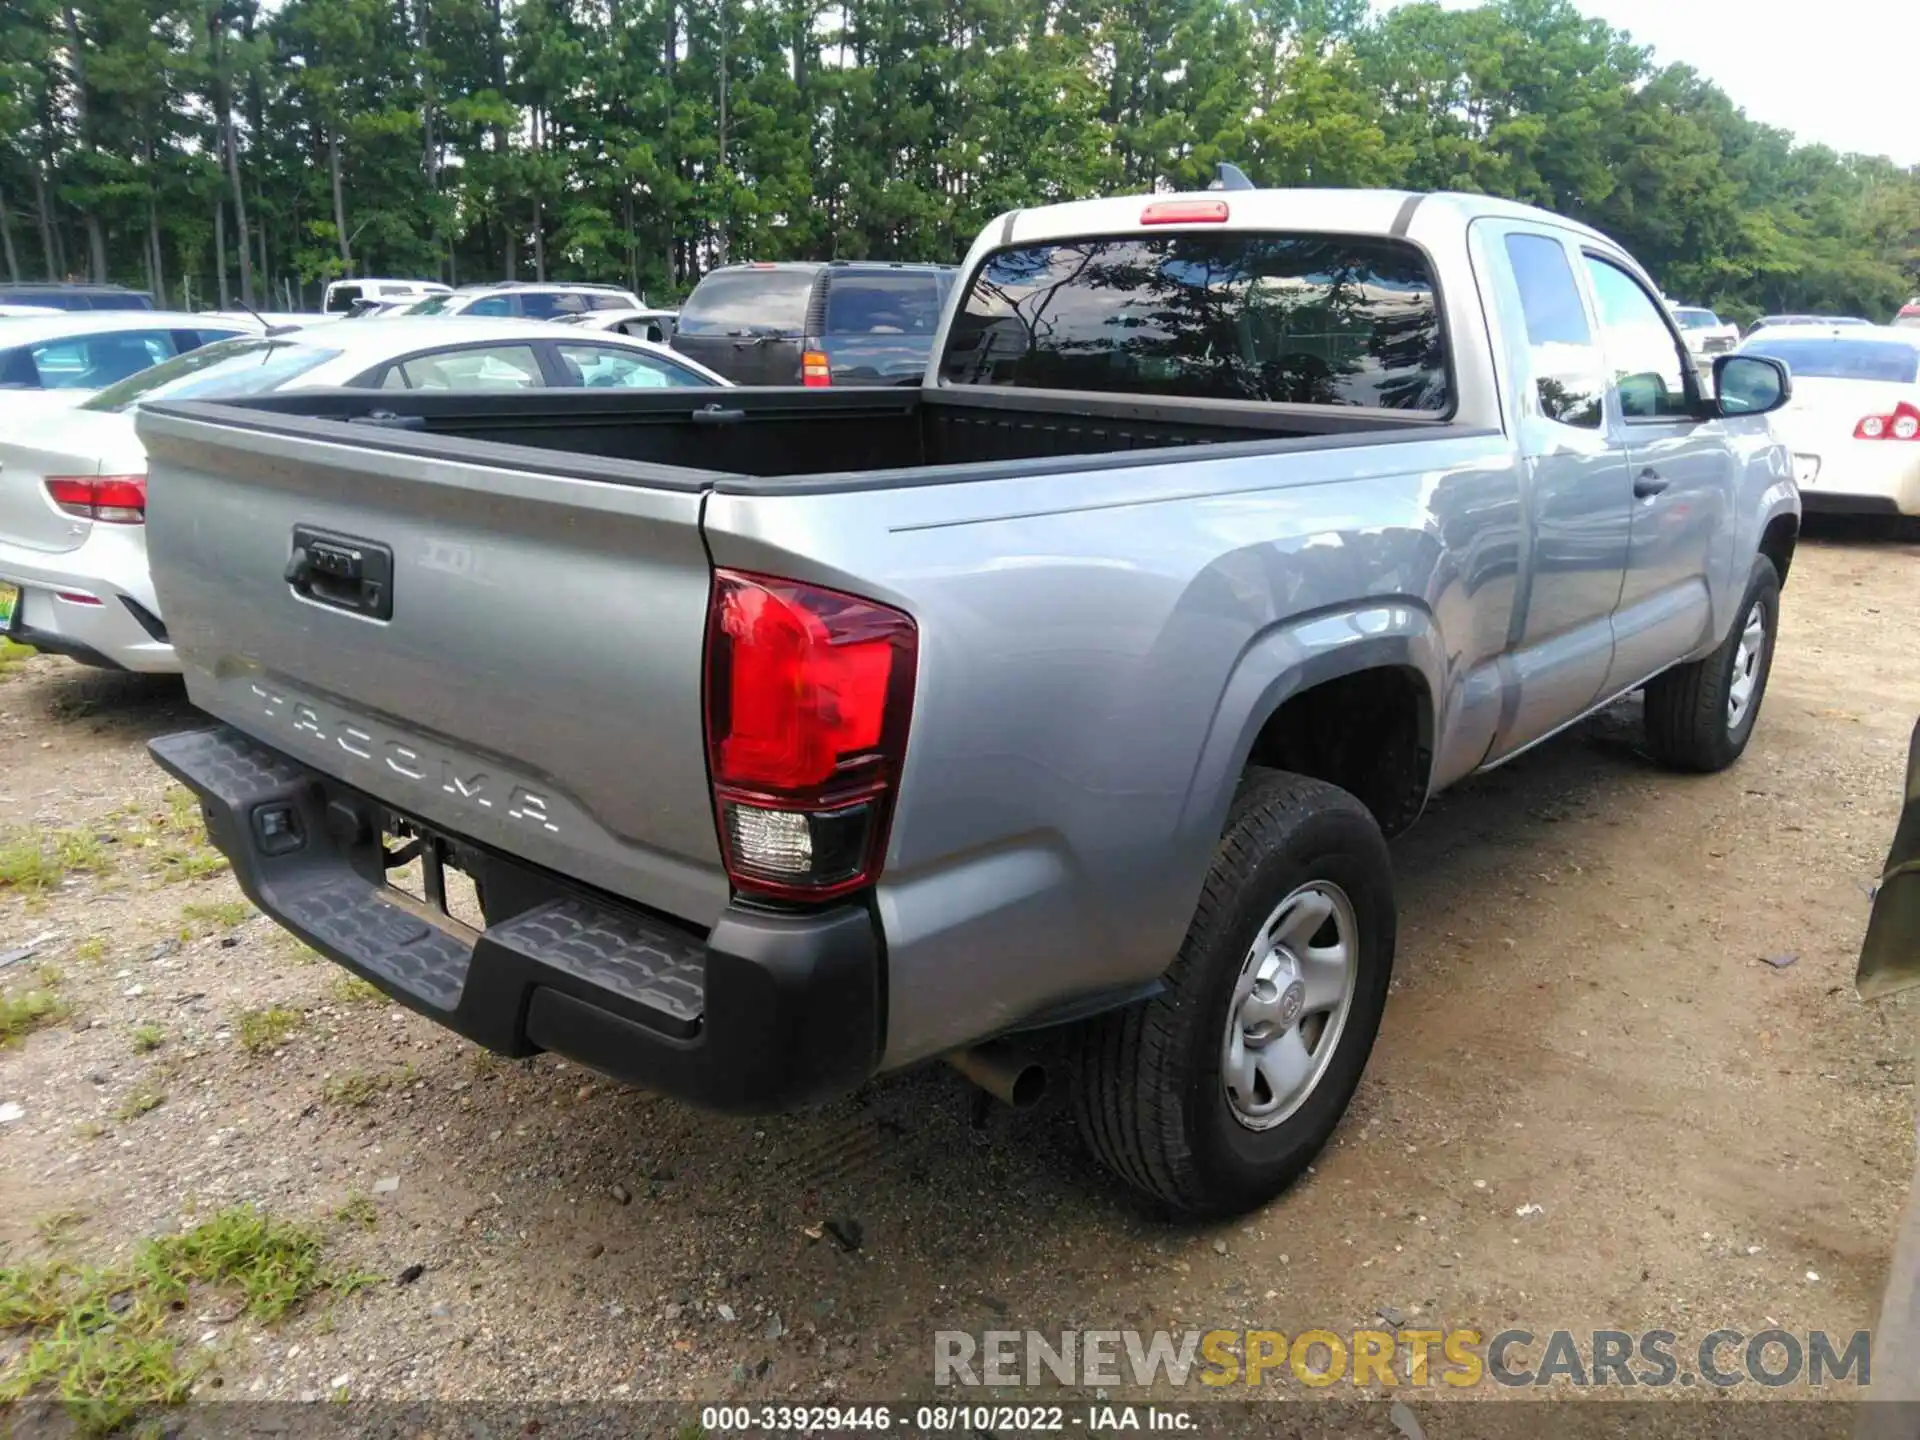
[1,531,1917,1427]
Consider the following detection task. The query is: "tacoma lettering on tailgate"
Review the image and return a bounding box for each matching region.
[249,683,560,834]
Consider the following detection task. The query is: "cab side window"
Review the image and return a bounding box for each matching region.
[1504,233,1603,429]
[1582,257,1694,420]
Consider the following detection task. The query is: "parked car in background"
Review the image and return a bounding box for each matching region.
[342,299,418,319]
[133,188,1797,1216]
[1740,324,1920,522]
[554,306,679,344]
[322,279,450,315]
[0,312,259,426]
[0,305,61,318]
[0,283,155,312]
[1749,314,1872,334]
[406,281,644,319]
[1895,299,1920,330]
[1672,305,1740,360]
[671,260,956,385]
[0,317,726,674]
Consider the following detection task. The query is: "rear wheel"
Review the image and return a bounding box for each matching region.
[1072,771,1395,1217]
[1644,555,1780,772]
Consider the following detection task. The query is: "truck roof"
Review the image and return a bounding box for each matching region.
[992,188,1617,251]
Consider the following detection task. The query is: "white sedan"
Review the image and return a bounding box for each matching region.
[0,311,264,427]
[1739,324,1920,522]
[0,317,728,674]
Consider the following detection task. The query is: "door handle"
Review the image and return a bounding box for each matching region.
[1633,468,1669,499]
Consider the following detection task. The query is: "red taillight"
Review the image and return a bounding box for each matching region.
[44,474,147,524]
[1855,402,1920,441]
[801,350,832,387]
[1140,199,1230,225]
[703,569,916,900]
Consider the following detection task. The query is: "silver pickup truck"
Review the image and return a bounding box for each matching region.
[137,188,1801,1217]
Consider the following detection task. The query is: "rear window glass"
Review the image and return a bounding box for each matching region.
[1741,338,1920,383]
[81,338,342,411]
[824,274,945,335]
[519,291,593,319]
[677,269,816,336]
[941,234,1450,410]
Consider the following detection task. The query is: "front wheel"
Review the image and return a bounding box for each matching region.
[1072,771,1395,1218]
[1643,555,1780,772]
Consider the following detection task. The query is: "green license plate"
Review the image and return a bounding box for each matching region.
[0,583,16,630]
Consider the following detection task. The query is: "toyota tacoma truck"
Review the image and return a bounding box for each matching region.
[135,188,1802,1217]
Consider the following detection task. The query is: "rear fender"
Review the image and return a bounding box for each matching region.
[1177,603,1446,855]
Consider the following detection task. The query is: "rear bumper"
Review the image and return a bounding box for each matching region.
[0,527,177,673]
[151,725,884,1112]
[1798,491,1904,518]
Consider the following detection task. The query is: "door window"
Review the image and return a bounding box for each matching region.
[1582,257,1694,420]
[554,344,707,388]
[1503,233,1603,429]
[396,344,543,391]
[27,329,178,388]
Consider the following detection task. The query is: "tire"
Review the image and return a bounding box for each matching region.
[1643,555,1780,772]
[1072,771,1395,1218]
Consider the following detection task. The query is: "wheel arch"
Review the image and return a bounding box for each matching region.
[1181,603,1445,848]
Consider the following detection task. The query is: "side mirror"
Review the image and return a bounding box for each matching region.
[1714,353,1792,416]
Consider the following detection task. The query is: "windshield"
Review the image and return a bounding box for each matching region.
[406,295,455,315]
[1742,337,1920,384]
[942,232,1450,410]
[1674,309,1720,329]
[677,268,816,336]
[81,338,343,412]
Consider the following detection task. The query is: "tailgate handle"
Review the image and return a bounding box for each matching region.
[691,404,745,425]
[286,527,395,622]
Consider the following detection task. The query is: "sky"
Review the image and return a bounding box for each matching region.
[1375,0,1919,168]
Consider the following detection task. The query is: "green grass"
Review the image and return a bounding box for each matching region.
[74,936,108,964]
[0,637,34,679]
[331,1193,378,1232]
[35,1211,87,1245]
[0,1205,371,1433]
[181,899,251,929]
[320,1070,390,1108]
[130,1025,166,1054]
[327,974,383,1005]
[0,988,70,1047]
[116,1088,164,1122]
[235,1005,303,1054]
[153,846,228,884]
[0,828,115,892]
[176,898,252,941]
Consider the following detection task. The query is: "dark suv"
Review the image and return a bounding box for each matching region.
[671,261,955,386]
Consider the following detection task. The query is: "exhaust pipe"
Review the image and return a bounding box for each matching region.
[946,1041,1047,1108]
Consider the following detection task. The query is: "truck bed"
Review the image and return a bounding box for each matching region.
[182,384,1462,491]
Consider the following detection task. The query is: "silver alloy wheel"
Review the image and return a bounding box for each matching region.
[1221,881,1360,1131]
[1727,601,1767,732]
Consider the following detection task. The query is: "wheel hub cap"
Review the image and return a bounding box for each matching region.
[1221,881,1360,1131]
[1727,601,1767,731]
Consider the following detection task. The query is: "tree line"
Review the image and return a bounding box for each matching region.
[1,0,1916,320]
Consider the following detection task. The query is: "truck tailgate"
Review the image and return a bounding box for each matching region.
[136,402,730,927]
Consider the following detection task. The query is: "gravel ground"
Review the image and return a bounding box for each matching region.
[1,529,1916,1431]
